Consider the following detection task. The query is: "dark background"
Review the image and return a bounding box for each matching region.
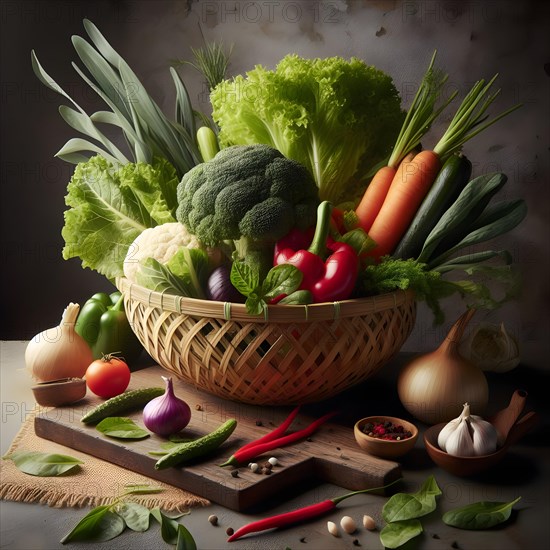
[1,0,549,368]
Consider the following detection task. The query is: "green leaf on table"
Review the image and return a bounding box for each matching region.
[442,497,521,530]
[117,501,151,532]
[3,451,82,476]
[379,519,423,549]
[382,475,442,522]
[96,417,150,439]
[150,507,180,545]
[176,523,197,550]
[61,505,125,544]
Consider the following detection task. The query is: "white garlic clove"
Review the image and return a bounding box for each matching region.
[327,521,339,536]
[437,413,464,450]
[363,514,376,530]
[444,417,475,457]
[470,418,498,455]
[340,515,357,534]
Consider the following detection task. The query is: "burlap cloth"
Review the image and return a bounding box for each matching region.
[0,411,210,512]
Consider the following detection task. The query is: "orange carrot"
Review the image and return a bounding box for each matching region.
[355,152,415,233]
[367,150,442,260]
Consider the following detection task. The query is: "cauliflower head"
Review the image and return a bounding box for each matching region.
[124,222,203,282]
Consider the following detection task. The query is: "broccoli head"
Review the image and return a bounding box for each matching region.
[176,144,319,276]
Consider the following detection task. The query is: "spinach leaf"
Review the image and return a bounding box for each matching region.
[3,451,82,477]
[382,475,442,523]
[379,519,423,549]
[61,505,125,544]
[442,497,521,530]
[96,417,150,439]
[176,523,197,550]
[117,501,151,532]
[150,507,180,544]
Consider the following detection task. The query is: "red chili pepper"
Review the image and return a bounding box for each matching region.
[238,406,301,453]
[227,479,402,542]
[274,201,359,303]
[220,411,338,467]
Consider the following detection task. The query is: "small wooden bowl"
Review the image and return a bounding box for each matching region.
[424,410,539,477]
[31,378,87,407]
[354,416,419,459]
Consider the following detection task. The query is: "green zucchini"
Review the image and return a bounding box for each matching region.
[393,153,472,260]
[81,387,164,425]
[155,419,237,470]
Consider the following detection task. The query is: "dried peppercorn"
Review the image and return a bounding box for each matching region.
[361,419,412,441]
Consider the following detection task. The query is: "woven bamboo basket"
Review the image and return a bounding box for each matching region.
[117,277,416,405]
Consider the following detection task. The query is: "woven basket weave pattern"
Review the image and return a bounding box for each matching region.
[118,278,416,405]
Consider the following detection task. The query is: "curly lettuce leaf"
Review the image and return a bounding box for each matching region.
[210,54,404,205]
[61,155,178,278]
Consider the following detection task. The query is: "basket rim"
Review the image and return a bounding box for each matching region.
[116,277,415,324]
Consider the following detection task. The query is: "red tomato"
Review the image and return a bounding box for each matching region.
[85,355,131,398]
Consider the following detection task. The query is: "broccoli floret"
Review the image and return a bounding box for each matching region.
[176,144,319,277]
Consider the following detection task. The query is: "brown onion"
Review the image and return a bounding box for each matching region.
[397,308,489,425]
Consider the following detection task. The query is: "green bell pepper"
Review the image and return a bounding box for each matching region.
[75,291,143,362]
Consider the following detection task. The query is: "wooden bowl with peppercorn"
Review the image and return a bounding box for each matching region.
[354,416,418,459]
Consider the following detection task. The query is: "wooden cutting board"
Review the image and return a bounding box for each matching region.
[34,366,401,511]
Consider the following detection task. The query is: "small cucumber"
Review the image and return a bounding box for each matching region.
[155,419,237,470]
[393,153,472,260]
[81,387,164,425]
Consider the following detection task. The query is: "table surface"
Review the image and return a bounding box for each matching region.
[1,340,549,550]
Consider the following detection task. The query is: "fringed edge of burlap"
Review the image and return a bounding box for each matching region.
[0,482,210,513]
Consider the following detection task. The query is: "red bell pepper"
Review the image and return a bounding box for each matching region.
[274,201,359,303]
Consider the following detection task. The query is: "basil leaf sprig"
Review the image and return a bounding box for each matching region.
[60,484,196,546]
[2,450,83,477]
[230,261,307,315]
[442,497,522,530]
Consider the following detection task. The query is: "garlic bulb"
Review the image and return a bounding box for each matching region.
[438,403,498,457]
[459,322,520,372]
[25,303,93,382]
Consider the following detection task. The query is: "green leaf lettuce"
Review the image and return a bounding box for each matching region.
[210,54,404,205]
[61,155,179,279]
